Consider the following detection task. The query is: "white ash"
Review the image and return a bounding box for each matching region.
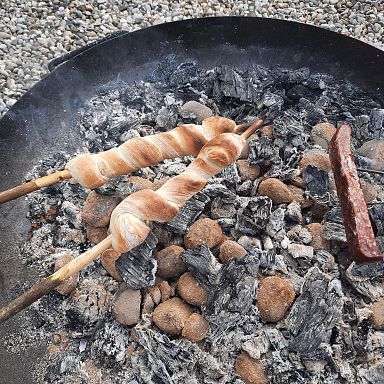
[3,59,384,384]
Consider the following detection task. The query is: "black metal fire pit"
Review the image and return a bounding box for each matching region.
[0,17,383,383]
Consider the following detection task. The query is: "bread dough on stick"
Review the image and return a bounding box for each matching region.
[66,116,236,189]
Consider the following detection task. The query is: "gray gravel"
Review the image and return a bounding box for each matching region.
[0,0,383,118]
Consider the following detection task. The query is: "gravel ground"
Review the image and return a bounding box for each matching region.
[0,0,383,118]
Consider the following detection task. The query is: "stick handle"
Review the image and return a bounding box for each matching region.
[0,169,72,204]
[0,236,112,324]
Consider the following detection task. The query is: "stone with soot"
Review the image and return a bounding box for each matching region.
[219,240,248,264]
[82,191,119,227]
[154,245,186,279]
[115,231,158,289]
[306,223,329,251]
[235,352,268,384]
[310,122,336,150]
[100,248,122,282]
[285,267,343,357]
[54,253,78,295]
[112,287,141,326]
[357,139,384,171]
[166,192,209,234]
[298,149,331,172]
[182,313,209,342]
[184,218,223,249]
[360,180,378,203]
[153,297,193,335]
[179,100,213,121]
[237,159,260,181]
[370,300,384,330]
[178,271,208,307]
[257,276,295,322]
[258,178,293,204]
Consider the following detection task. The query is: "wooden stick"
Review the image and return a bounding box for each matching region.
[0,169,71,204]
[0,236,112,324]
[241,118,264,139]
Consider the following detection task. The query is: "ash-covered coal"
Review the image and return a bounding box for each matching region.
[7,57,384,384]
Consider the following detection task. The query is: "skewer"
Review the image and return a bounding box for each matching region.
[0,117,264,205]
[0,123,260,324]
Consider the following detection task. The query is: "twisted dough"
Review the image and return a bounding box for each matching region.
[110,132,246,253]
[66,116,236,189]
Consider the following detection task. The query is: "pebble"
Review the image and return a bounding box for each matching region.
[298,149,331,172]
[357,140,384,171]
[360,180,378,203]
[235,352,268,384]
[258,178,293,204]
[86,225,108,244]
[182,313,209,342]
[288,243,314,259]
[159,280,174,302]
[184,218,224,249]
[178,272,208,306]
[306,223,329,251]
[152,297,193,334]
[238,235,262,251]
[100,248,122,282]
[54,253,78,295]
[219,240,247,264]
[310,122,336,150]
[154,245,186,279]
[237,160,261,181]
[287,184,313,208]
[82,191,119,227]
[259,125,274,138]
[257,276,295,322]
[112,288,141,326]
[179,101,213,121]
[285,201,302,223]
[370,300,384,330]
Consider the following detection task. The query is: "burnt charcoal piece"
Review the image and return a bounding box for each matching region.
[369,204,384,236]
[272,109,306,141]
[204,255,259,338]
[116,232,158,289]
[211,66,255,102]
[248,136,279,165]
[329,124,382,263]
[96,80,128,96]
[236,197,273,236]
[303,165,330,200]
[217,163,241,184]
[105,115,140,137]
[298,98,326,126]
[134,319,225,383]
[369,108,384,139]
[287,67,311,84]
[285,267,343,357]
[169,61,198,87]
[266,208,286,239]
[286,85,314,101]
[203,183,235,198]
[181,245,222,288]
[211,196,237,219]
[147,54,176,83]
[166,192,210,234]
[361,361,384,384]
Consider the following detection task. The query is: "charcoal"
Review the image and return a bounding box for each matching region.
[133,318,225,384]
[156,106,178,130]
[166,192,209,234]
[115,232,158,289]
[354,155,376,169]
[210,196,237,219]
[248,136,279,165]
[203,183,236,198]
[236,196,273,236]
[96,80,128,96]
[361,361,384,384]
[298,98,326,126]
[105,114,140,136]
[181,245,222,288]
[323,222,346,242]
[344,262,383,300]
[147,54,177,83]
[273,109,306,141]
[204,255,259,338]
[369,204,384,236]
[211,66,255,102]
[266,208,286,240]
[287,67,311,84]
[262,91,284,109]
[285,267,343,357]
[286,85,314,101]
[217,163,241,184]
[303,165,330,200]
[369,109,384,139]
[169,61,198,87]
